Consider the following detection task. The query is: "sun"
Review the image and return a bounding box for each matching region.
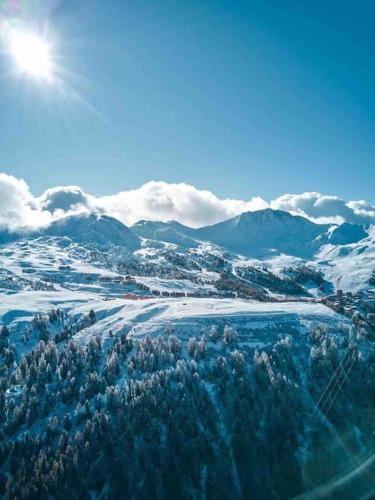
[7,29,54,82]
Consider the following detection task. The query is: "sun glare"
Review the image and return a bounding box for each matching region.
[7,29,53,82]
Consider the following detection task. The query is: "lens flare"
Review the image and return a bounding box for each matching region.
[0,0,104,122]
[7,28,53,81]
[0,0,59,83]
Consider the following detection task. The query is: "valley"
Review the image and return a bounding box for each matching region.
[1,209,375,498]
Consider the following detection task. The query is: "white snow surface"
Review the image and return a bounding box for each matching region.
[136,276,216,293]
[0,226,358,349]
[0,287,344,349]
[316,239,375,292]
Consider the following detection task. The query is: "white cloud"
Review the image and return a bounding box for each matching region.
[95,181,268,227]
[0,173,374,233]
[39,185,90,212]
[347,200,375,223]
[271,192,375,225]
[0,173,51,232]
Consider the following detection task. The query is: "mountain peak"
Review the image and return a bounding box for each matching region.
[132,219,198,248]
[236,208,294,222]
[232,209,318,233]
[195,208,327,257]
[42,212,141,249]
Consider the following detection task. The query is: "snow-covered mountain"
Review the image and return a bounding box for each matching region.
[323,222,368,245]
[41,213,141,250]
[194,209,328,257]
[0,228,21,245]
[0,208,374,293]
[132,220,199,248]
[132,209,370,259]
[2,208,371,260]
[133,209,329,256]
[1,208,375,500]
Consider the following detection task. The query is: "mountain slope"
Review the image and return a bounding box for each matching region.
[0,229,22,245]
[325,222,368,245]
[2,210,372,293]
[195,209,329,257]
[132,220,199,247]
[317,235,375,291]
[42,213,141,250]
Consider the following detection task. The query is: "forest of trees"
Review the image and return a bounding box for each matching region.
[0,310,375,499]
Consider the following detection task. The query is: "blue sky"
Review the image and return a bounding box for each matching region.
[0,0,373,202]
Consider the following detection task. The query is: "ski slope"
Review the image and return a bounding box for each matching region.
[0,284,346,350]
[73,296,344,345]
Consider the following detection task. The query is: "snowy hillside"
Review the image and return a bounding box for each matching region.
[128,210,374,293]
[1,208,375,296]
[317,236,375,291]
[132,220,199,248]
[1,209,375,499]
[42,213,141,250]
[324,222,368,245]
[195,209,329,257]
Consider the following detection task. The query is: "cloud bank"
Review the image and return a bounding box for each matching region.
[95,181,268,228]
[1,173,375,233]
[0,173,51,231]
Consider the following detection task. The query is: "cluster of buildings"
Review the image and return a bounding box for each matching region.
[322,288,375,325]
[149,289,235,299]
[99,275,136,284]
[97,273,237,300]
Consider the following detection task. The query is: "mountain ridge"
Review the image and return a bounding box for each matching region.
[41,213,141,250]
[1,209,370,260]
